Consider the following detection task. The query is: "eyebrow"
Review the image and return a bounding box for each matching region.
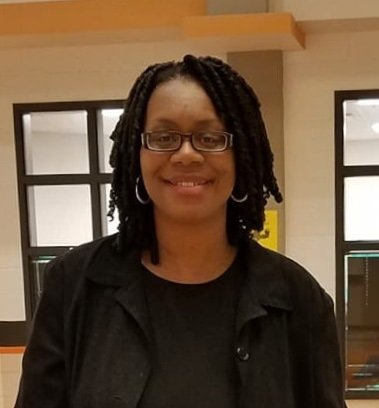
[150,118,224,127]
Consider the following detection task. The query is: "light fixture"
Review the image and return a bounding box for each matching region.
[371,122,379,133]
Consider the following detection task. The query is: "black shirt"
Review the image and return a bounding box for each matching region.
[139,256,242,408]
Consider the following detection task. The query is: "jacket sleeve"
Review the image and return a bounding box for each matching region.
[14,257,68,408]
[313,291,347,408]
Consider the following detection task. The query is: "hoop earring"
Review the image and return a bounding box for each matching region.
[135,176,150,205]
[230,192,248,203]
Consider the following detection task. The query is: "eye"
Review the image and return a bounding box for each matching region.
[151,132,176,141]
[198,132,224,145]
[147,131,180,149]
[202,135,218,144]
[157,134,172,142]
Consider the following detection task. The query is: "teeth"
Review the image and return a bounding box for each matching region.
[175,181,206,187]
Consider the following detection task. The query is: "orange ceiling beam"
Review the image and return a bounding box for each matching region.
[0,1,305,51]
[0,0,206,35]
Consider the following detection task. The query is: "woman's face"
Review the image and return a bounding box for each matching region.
[140,77,235,225]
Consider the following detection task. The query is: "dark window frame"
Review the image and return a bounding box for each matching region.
[13,100,123,322]
[335,89,379,399]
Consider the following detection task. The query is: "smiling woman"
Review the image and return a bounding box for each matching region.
[15,55,346,408]
[141,78,235,235]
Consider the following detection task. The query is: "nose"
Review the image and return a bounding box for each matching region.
[170,139,204,165]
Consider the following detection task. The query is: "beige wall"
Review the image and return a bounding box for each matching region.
[282,0,379,20]
[0,357,3,408]
[283,30,379,299]
[228,51,285,252]
[0,353,22,408]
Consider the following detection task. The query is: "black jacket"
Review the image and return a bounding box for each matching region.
[15,235,346,408]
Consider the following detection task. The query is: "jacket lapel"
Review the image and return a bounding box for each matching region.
[236,239,295,408]
[85,239,153,344]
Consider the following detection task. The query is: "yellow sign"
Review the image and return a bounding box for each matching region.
[253,210,278,251]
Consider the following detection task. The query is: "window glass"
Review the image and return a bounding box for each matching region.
[23,111,89,174]
[345,252,379,392]
[29,256,55,308]
[344,100,379,166]
[344,176,379,241]
[97,109,123,173]
[28,184,93,246]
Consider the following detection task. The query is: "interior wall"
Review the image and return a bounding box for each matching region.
[282,0,379,20]
[207,0,268,14]
[227,51,285,253]
[283,29,379,300]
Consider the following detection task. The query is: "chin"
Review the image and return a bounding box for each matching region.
[157,203,226,225]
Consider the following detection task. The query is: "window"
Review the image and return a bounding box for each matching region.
[14,101,123,320]
[335,90,379,398]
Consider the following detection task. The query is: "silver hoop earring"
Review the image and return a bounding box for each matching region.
[135,176,150,205]
[230,192,248,203]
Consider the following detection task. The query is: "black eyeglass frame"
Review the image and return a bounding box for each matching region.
[141,130,234,152]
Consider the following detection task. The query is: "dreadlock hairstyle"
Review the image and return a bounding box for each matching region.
[108,55,282,263]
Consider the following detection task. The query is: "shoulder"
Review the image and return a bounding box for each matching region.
[43,234,142,295]
[45,235,116,277]
[51,234,118,270]
[42,234,128,293]
[242,239,333,312]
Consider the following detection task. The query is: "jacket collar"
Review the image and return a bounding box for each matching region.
[85,236,152,342]
[85,235,293,324]
[235,238,293,332]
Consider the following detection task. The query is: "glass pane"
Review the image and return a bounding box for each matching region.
[344,177,379,241]
[345,252,379,392]
[97,109,123,173]
[344,99,379,166]
[30,255,55,312]
[28,185,93,246]
[23,111,89,174]
[100,184,119,236]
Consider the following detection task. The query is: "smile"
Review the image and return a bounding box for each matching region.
[171,180,209,187]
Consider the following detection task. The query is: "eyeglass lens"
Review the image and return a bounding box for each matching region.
[146,131,229,151]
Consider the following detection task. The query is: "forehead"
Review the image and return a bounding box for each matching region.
[145,78,222,126]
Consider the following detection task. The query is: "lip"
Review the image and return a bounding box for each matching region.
[164,176,212,187]
[162,176,212,197]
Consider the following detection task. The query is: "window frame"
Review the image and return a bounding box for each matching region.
[13,100,123,321]
[335,89,379,399]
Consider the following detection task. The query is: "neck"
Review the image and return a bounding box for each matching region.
[141,212,237,284]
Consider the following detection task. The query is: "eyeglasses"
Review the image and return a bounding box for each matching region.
[141,130,233,152]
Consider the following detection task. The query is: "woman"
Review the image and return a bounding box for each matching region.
[15,55,346,407]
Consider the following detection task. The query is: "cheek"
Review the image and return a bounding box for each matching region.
[139,150,153,192]
[220,154,236,187]
[139,150,165,190]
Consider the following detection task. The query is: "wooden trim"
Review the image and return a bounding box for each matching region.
[0,0,206,35]
[0,346,25,354]
[183,13,305,50]
[0,2,304,52]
